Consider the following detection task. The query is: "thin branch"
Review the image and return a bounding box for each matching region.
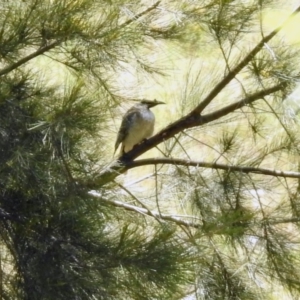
[88,191,300,232]
[95,1,161,44]
[270,217,300,225]
[190,5,300,115]
[154,165,162,216]
[125,172,160,187]
[195,83,286,126]
[114,181,163,224]
[183,131,231,164]
[88,191,202,229]
[118,1,161,30]
[126,157,300,179]
[0,40,61,76]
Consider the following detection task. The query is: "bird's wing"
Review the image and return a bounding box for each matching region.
[114,108,139,153]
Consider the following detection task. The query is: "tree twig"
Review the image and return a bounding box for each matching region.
[88,191,300,231]
[126,158,300,179]
[0,40,61,76]
[114,181,163,224]
[190,4,300,115]
[118,1,161,30]
[88,191,202,228]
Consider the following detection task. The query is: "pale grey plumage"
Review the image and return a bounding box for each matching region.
[114,100,164,155]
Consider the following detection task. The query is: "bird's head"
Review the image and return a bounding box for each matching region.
[139,99,165,108]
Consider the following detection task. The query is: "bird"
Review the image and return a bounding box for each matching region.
[114,99,165,156]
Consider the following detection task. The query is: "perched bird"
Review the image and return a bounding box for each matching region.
[114,99,165,155]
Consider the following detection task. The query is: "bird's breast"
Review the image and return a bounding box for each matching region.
[122,109,155,152]
[132,109,155,137]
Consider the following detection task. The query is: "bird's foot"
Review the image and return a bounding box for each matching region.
[139,138,148,145]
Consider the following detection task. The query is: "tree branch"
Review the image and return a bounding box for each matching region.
[88,191,300,231]
[118,1,161,30]
[127,158,300,179]
[88,191,202,229]
[190,5,300,115]
[114,181,163,224]
[0,40,61,76]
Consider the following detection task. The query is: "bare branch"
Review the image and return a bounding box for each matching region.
[114,181,163,224]
[88,192,300,231]
[270,217,300,225]
[127,158,300,179]
[0,41,61,76]
[190,5,300,115]
[118,1,161,30]
[89,191,202,229]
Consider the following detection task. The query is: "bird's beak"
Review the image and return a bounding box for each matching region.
[152,100,165,106]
